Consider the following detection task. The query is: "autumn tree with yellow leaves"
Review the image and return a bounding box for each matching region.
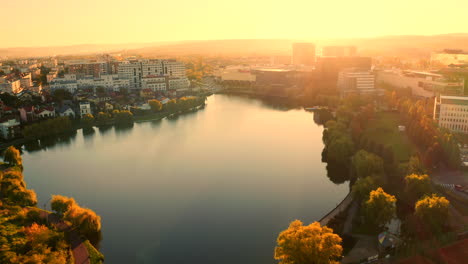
[274,220,342,264]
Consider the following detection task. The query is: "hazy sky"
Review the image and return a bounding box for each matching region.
[2,0,468,48]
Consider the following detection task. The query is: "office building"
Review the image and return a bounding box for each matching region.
[338,69,376,95]
[434,95,468,133]
[292,43,316,66]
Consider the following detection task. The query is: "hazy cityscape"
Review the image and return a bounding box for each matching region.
[0,1,467,264]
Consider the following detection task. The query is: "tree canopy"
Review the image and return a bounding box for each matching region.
[415,194,449,230]
[404,174,431,201]
[4,146,22,167]
[148,99,162,112]
[274,220,342,264]
[364,187,396,229]
[351,150,385,179]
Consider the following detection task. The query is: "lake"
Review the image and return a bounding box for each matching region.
[22,94,348,264]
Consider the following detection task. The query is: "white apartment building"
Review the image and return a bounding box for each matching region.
[142,76,166,91]
[434,96,468,133]
[0,79,22,94]
[0,118,20,139]
[337,69,376,95]
[168,77,190,91]
[47,71,58,83]
[20,73,32,88]
[79,102,92,118]
[118,60,186,90]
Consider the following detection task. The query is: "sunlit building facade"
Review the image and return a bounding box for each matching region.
[434,95,468,133]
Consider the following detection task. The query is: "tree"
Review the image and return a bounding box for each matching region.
[113,110,134,126]
[364,188,396,229]
[407,155,426,175]
[165,99,178,113]
[415,194,449,231]
[326,136,354,166]
[4,146,22,167]
[81,114,94,129]
[351,150,384,179]
[96,112,111,125]
[352,176,379,201]
[65,205,101,237]
[51,195,76,216]
[404,174,431,201]
[274,220,342,264]
[148,99,162,112]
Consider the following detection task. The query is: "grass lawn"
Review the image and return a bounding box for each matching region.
[363,112,417,162]
[84,240,104,264]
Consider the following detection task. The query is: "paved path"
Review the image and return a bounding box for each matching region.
[343,200,359,235]
[319,192,353,226]
[38,210,90,264]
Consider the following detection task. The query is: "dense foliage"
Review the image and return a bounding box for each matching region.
[364,188,396,229]
[415,194,449,231]
[274,220,342,264]
[23,117,73,140]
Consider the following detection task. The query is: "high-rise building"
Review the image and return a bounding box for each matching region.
[338,69,375,95]
[322,46,357,57]
[292,43,315,66]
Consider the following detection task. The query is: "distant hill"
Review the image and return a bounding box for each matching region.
[2,34,468,58]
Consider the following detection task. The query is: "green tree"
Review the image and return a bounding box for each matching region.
[364,187,396,229]
[165,99,178,113]
[274,220,342,264]
[407,155,426,174]
[351,150,384,179]
[415,194,449,231]
[51,195,76,216]
[114,110,134,126]
[148,99,162,112]
[404,174,431,201]
[96,112,111,125]
[4,146,22,167]
[352,176,379,201]
[81,114,94,129]
[326,136,354,166]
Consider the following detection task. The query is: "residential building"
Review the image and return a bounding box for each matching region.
[57,105,75,118]
[377,70,465,97]
[168,77,190,91]
[292,43,316,66]
[338,69,376,95]
[141,75,167,91]
[0,78,22,94]
[0,117,20,140]
[118,59,187,90]
[434,95,468,133]
[20,73,32,88]
[19,106,35,123]
[47,71,58,83]
[35,107,55,119]
[79,102,92,117]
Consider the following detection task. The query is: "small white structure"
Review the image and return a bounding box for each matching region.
[398,125,406,132]
[79,102,92,118]
[0,118,20,139]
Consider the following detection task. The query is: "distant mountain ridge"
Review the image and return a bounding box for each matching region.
[2,34,468,58]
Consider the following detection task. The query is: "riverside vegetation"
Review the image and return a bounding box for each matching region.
[274,92,456,263]
[0,146,103,264]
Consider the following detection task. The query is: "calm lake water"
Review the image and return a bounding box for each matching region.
[22,94,348,264]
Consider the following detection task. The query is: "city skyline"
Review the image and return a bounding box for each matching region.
[2,0,468,48]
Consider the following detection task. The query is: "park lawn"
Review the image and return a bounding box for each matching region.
[363,112,416,162]
[84,240,104,264]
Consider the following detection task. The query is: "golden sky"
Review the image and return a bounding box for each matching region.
[2,0,468,48]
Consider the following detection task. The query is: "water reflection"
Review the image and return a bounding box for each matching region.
[21,95,348,264]
[22,132,77,153]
